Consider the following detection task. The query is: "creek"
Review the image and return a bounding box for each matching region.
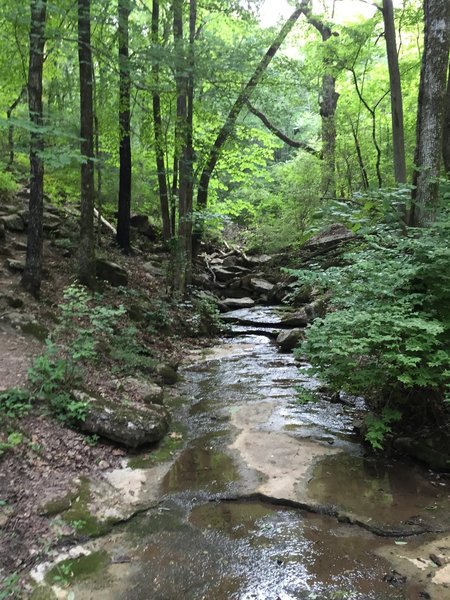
[39,306,450,600]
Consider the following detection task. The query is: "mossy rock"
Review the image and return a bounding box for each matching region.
[45,551,109,586]
[30,585,58,600]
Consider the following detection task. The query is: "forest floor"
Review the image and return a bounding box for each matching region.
[0,199,216,594]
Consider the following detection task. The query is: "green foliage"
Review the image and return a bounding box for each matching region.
[0,388,31,420]
[295,386,319,405]
[110,325,157,374]
[364,408,402,450]
[0,168,19,196]
[181,291,224,336]
[293,211,450,447]
[29,284,125,422]
[0,572,20,600]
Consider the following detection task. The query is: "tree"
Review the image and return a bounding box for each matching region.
[443,64,450,176]
[117,0,132,252]
[77,0,96,286]
[22,0,47,297]
[380,0,406,184]
[152,0,171,243]
[196,2,307,211]
[410,0,450,226]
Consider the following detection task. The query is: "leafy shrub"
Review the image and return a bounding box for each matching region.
[292,214,450,447]
[0,388,31,457]
[29,284,125,422]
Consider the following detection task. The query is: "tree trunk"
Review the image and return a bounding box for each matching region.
[152,0,171,243]
[410,0,450,226]
[304,1,339,198]
[78,0,96,286]
[382,0,407,183]
[443,64,450,175]
[117,0,132,252]
[196,2,305,210]
[22,0,47,297]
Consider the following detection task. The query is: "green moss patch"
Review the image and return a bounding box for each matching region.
[45,551,109,586]
[128,422,186,469]
[59,478,114,537]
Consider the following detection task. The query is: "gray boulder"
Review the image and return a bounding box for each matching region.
[80,394,170,447]
[143,261,164,277]
[276,328,304,351]
[220,297,255,311]
[1,213,25,232]
[250,278,274,294]
[96,258,128,287]
[303,223,355,251]
[122,376,164,405]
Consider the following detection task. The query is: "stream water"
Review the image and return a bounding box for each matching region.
[53,307,450,600]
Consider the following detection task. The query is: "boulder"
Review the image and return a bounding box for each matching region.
[213,267,235,283]
[122,376,164,405]
[96,258,128,287]
[250,278,274,294]
[220,297,256,311]
[276,328,304,351]
[80,394,170,447]
[303,223,355,252]
[42,211,61,232]
[130,214,157,240]
[143,261,164,277]
[156,363,179,385]
[6,258,25,272]
[393,433,450,471]
[281,308,310,327]
[0,213,25,232]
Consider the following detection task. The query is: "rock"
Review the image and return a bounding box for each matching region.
[13,241,27,252]
[42,211,61,232]
[0,293,24,309]
[220,297,256,310]
[0,213,25,232]
[130,214,157,240]
[143,261,164,277]
[96,258,128,287]
[212,267,235,282]
[80,394,170,447]
[303,223,355,251]
[156,363,179,385]
[122,376,164,405]
[7,312,49,340]
[394,432,450,470]
[243,254,273,267]
[250,278,274,294]
[6,258,25,272]
[276,328,304,351]
[281,308,310,327]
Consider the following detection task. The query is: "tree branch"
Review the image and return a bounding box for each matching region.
[245,100,322,159]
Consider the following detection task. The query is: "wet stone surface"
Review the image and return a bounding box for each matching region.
[36,308,450,599]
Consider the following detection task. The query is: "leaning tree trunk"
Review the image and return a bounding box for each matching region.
[78,0,96,286]
[196,2,306,210]
[22,0,47,297]
[117,0,132,252]
[152,0,171,243]
[410,0,450,226]
[382,0,406,184]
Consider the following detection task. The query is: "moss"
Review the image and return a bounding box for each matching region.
[45,551,109,586]
[39,487,80,517]
[128,422,186,469]
[59,478,115,537]
[30,585,58,600]
[20,321,49,341]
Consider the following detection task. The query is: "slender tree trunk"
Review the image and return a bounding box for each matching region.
[22,0,47,297]
[173,0,188,294]
[117,0,132,252]
[382,0,407,184]
[443,64,450,175]
[303,1,339,198]
[349,118,369,190]
[410,0,450,226]
[152,0,171,242]
[196,2,305,210]
[78,0,96,286]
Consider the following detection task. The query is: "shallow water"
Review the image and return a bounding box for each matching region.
[63,310,450,599]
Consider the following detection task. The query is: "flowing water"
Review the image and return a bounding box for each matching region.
[52,307,450,600]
